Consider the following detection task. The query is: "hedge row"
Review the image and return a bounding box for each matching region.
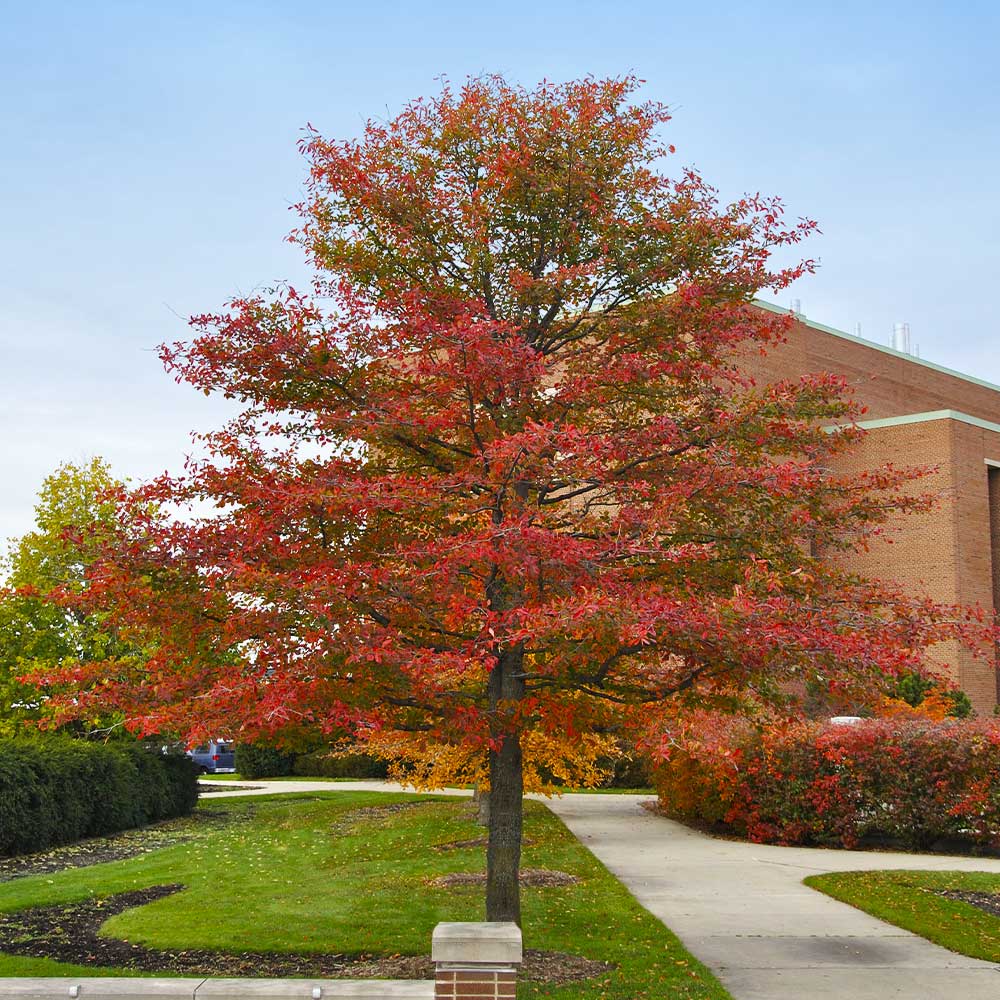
[0,739,199,857]
[654,717,1000,850]
[233,744,297,779]
[293,750,389,779]
[231,743,390,780]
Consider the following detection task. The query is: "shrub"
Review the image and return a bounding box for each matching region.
[596,748,653,789]
[654,717,1000,850]
[0,738,198,857]
[233,743,297,779]
[894,673,973,719]
[155,749,201,816]
[292,750,389,779]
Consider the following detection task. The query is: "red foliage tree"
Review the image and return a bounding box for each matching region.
[38,76,995,922]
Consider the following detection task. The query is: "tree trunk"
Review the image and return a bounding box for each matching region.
[485,648,524,924]
[474,785,491,827]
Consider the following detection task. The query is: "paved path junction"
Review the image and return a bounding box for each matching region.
[200,779,1000,999]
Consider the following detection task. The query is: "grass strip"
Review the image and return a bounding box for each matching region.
[805,869,1000,962]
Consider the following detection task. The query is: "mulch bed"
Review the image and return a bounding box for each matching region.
[938,889,1000,918]
[431,869,579,888]
[0,885,610,984]
[344,802,434,821]
[0,810,242,884]
[522,949,613,983]
[329,801,437,839]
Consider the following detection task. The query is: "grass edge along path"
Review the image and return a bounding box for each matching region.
[805,869,1000,964]
[0,791,732,1000]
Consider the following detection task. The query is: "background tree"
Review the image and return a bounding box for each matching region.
[38,77,996,924]
[0,458,130,736]
[891,672,973,719]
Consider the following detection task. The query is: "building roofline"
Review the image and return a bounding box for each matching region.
[753,300,1000,398]
[828,409,1000,436]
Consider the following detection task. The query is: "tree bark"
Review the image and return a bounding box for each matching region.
[485,648,525,924]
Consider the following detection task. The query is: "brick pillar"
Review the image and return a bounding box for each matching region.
[432,922,522,1000]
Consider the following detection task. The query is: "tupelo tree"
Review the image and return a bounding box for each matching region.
[39,76,995,923]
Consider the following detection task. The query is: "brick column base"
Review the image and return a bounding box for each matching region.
[432,923,523,1000]
[434,967,516,1000]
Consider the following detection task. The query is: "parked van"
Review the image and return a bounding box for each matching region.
[186,740,236,774]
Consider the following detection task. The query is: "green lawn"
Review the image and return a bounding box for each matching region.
[805,869,1000,962]
[0,791,731,1000]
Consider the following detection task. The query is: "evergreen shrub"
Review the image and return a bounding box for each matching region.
[292,750,389,779]
[233,743,297,778]
[0,738,198,857]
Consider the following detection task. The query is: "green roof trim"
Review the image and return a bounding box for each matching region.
[753,300,1000,397]
[826,409,1000,436]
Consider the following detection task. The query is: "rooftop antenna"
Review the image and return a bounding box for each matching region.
[791,298,802,316]
[892,321,911,355]
[854,322,862,338]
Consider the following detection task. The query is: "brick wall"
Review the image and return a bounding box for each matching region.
[746,310,1000,712]
[758,314,1000,425]
[989,466,1000,704]
[821,417,1000,709]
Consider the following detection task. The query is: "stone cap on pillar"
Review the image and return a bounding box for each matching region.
[431,923,523,966]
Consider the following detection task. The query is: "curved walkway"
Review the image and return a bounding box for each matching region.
[200,781,1000,999]
[546,793,1000,1000]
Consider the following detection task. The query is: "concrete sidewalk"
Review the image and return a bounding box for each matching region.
[197,778,472,798]
[545,793,1000,1000]
[201,780,1000,998]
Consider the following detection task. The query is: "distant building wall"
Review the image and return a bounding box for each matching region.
[747,308,1000,713]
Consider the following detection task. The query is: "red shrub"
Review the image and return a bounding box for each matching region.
[654,717,1000,850]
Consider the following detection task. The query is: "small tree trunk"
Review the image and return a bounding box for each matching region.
[485,648,524,924]
[474,786,491,827]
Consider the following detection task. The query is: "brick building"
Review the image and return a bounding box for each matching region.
[749,303,1000,713]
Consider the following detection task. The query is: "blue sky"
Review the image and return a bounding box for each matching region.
[2,1,998,546]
